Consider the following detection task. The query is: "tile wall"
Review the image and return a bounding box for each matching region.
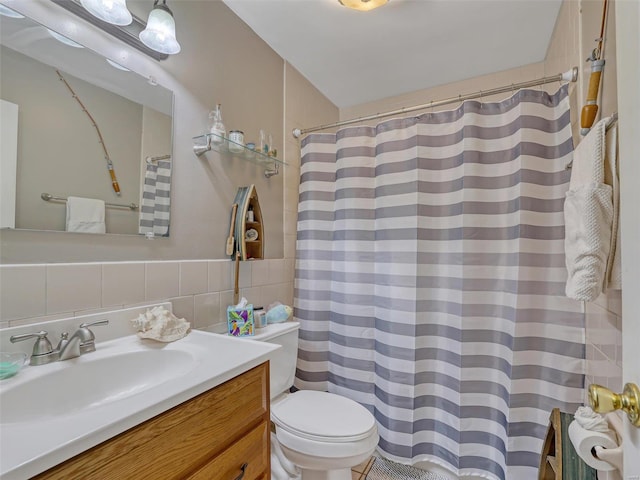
[545,2,623,479]
[585,292,623,393]
[0,259,293,331]
[545,0,623,401]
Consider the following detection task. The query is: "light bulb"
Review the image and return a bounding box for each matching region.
[338,0,388,11]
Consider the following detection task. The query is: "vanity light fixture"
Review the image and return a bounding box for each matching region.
[80,0,132,26]
[0,5,25,18]
[50,0,169,61]
[139,0,180,55]
[338,0,388,11]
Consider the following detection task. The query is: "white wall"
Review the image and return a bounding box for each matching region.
[0,1,339,327]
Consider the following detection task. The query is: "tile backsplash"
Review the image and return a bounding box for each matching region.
[0,259,294,331]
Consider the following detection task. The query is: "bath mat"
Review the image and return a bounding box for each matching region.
[366,456,450,480]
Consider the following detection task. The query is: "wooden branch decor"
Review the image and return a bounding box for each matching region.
[55,69,122,195]
[580,0,609,136]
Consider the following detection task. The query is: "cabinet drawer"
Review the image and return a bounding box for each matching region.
[34,363,269,480]
[187,421,269,480]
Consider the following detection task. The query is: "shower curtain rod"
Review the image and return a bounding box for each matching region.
[292,67,578,138]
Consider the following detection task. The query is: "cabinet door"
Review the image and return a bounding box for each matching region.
[187,421,269,480]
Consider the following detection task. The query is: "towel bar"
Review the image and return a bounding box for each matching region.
[41,193,138,211]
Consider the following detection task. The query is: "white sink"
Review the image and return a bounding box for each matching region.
[0,349,196,424]
[0,327,279,480]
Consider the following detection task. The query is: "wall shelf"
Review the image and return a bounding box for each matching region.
[192,132,284,178]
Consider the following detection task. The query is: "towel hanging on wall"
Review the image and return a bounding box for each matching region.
[66,196,106,233]
[564,115,619,301]
[139,159,171,237]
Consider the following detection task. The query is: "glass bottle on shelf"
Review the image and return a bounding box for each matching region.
[208,104,226,146]
[259,129,267,155]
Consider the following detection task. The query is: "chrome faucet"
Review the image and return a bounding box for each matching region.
[10,319,109,365]
[58,320,109,360]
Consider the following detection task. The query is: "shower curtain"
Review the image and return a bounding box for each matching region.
[139,159,171,237]
[294,84,584,480]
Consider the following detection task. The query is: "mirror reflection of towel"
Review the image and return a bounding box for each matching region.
[66,196,106,233]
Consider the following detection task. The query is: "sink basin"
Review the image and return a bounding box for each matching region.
[0,349,196,424]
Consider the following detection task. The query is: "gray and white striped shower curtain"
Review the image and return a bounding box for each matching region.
[139,159,171,237]
[294,85,584,480]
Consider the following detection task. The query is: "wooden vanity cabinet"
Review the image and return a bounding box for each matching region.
[33,362,270,480]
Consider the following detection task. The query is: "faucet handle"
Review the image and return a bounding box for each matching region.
[77,319,109,353]
[79,319,109,330]
[10,331,54,356]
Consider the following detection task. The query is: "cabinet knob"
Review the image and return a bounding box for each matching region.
[233,462,248,480]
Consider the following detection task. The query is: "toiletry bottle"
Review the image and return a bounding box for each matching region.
[208,104,226,145]
[267,133,274,156]
[247,205,254,223]
[259,129,267,155]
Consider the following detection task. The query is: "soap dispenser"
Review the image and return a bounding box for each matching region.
[208,104,226,146]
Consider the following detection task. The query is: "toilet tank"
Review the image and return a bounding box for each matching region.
[251,321,300,399]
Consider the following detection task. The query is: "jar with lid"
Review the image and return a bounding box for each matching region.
[228,130,244,153]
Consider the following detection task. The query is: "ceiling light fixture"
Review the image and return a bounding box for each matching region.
[338,0,388,12]
[139,0,180,55]
[80,0,132,26]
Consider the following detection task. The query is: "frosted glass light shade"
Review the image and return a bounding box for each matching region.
[81,0,132,26]
[338,0,388,11]
[139,3,180,55]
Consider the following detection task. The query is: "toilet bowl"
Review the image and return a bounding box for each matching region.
[231,321,379,480]
[272,390,379,480]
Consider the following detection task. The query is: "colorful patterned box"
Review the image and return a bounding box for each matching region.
[227,305,255,336]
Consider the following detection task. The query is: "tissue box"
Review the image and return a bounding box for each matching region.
[227,305,254,336]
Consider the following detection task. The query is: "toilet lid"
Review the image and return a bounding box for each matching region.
[271,390,376,442]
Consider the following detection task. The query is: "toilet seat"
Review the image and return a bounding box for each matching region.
[271,390,377,443]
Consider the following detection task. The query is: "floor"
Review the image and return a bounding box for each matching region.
[352,456,376,479]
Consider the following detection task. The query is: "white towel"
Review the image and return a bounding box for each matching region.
[564,117,615,301]
[65,196,106,233]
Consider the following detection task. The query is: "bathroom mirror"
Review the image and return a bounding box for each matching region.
[0,12,174,236]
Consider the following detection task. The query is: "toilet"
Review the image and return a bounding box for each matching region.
[245,321,379,480]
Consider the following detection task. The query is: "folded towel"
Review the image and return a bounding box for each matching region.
[65,196,106,233]
[564,117,614,301]
[574,406,610,432]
